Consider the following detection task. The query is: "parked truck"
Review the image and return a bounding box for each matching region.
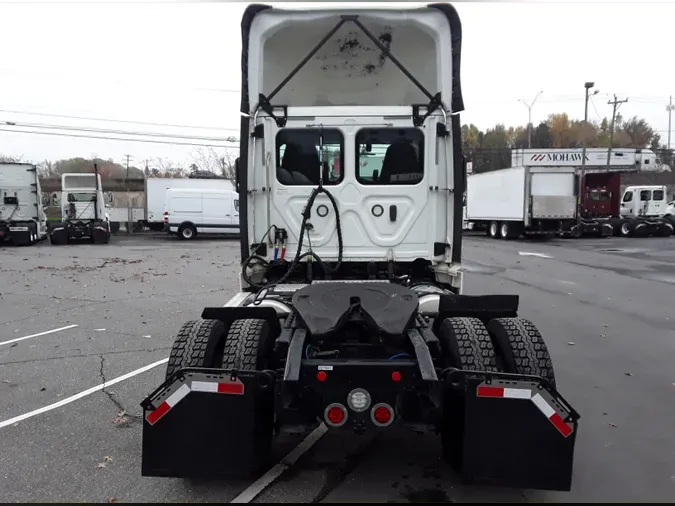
[512,147,670,173]
[464,165,578,239]
[580,172,673,237]
[0,162,48,246]
[49,165,111,245]
[140,3,579,493]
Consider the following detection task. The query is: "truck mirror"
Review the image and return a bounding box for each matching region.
[234,158,240,191]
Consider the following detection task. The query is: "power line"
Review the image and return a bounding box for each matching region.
[0,127,240,149]
[0,108,238,131]
[0,119,239,143]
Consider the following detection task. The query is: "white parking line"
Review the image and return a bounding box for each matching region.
[0,324,79,347]
[230,423,329,503]
[518,251,553,259]
[0,357,168,430]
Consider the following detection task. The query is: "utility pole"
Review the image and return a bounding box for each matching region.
[519,90,543,148]
[667,95,674,150]
[123,154,132,235]
[579,82,599,226]
[606,94,628,170]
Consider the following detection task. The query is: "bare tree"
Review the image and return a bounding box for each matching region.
[0,153,25,163]
[190,147,237,179]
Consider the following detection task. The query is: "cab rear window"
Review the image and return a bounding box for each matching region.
[355,128,424,185]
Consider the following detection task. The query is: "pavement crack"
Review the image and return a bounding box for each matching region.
[99,353,142,425]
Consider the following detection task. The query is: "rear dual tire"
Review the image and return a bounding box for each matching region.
[488,221,519,240]
[165,317,274,477]
[437,316,556,469]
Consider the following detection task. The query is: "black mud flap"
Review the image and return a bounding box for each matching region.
[448,371,579,491]
[141,368,276,479]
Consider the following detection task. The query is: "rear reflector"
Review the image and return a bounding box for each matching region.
[145,378,245,426]
[477,383,573,438]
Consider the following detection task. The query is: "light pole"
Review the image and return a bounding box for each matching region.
[578,82,599,224]
[519,90,543,148]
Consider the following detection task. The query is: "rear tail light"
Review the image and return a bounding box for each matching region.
[371,403,394,427]
[324,403,347,427]
[163,211,169,223]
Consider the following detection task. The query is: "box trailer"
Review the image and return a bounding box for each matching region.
[465,166,577,239]
[0,162,48,246]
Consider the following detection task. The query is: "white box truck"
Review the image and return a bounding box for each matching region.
[145,177,234,231]
[0,162,48,246]
[464,166,577,239]
[164,188,239,240]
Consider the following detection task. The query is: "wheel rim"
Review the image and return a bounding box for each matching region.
[490,223,497,236]
[621,223,630,235]
[501,224,508,237]
[183,228,193,238]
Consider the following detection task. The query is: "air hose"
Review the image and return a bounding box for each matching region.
[241,183,343,289]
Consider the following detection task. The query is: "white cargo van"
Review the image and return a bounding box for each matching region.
[164,189,239,240]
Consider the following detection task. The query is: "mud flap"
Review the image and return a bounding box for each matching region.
[449,372,579,491]
[141,368,276,479]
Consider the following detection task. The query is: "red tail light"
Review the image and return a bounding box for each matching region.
[163,211,169,223]
[324,403,347,427]
[371,403,394,427]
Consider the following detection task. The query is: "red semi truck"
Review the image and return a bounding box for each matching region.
[579,172,673,237]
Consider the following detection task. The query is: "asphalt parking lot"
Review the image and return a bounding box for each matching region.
[1,232,674,503]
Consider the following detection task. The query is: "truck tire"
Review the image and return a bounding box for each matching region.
[165,319,227,380]
[221,318,273,371]
[619,219,635,237]
[220,318,275,475]
[437,317,498,371]
[486,317,556,389]
[437,317,497,471]
[178,223,197,240]
[657,221,673,237]
[499,221,520,240]
[489,221,499,239]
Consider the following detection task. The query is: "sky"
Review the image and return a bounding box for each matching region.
[0,0,673,170]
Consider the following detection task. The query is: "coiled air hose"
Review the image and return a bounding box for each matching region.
[241,183,343,289]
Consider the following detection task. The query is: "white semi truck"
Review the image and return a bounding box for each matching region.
[464,165,578,239]
[49,165,111,245]
[0,162,48,246]
[141,2,580,493]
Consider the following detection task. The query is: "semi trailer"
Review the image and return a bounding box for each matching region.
[49,165,111,245]
[511,147,670,173]
[0,162,48,246]
[141,3,579,492]
[463,165,577,239]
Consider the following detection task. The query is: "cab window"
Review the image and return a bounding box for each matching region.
[640,190,651,201]
[355,128,424,185]
[653,189,664,201]
[276,129,343,186]
[622,191,633,203]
